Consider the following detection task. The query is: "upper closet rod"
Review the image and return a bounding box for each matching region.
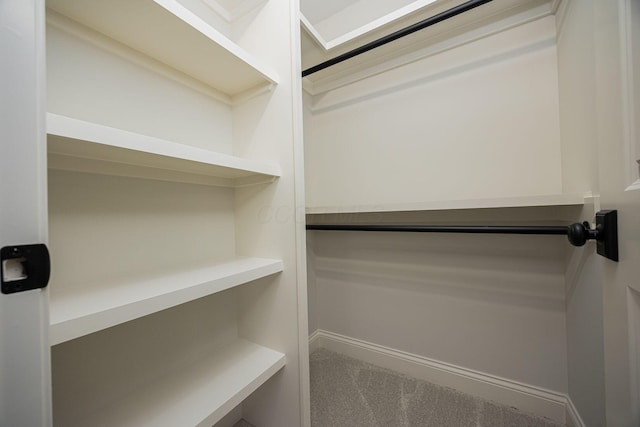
[301,0,494,77]
[306,210,619,261]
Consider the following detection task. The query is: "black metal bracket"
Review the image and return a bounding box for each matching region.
[595,210,618,261]
[566,210,618,261]
[1,244,50,294]
[306,210,620,262]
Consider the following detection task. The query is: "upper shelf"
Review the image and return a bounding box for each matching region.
[47,113,281,186]
[306,194,587,215]
[47,0,279,98]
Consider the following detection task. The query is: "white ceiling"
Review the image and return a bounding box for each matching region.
[301,0,356,23]
[300,0,443,50]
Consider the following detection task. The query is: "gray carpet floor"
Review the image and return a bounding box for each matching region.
[310,348,563,427]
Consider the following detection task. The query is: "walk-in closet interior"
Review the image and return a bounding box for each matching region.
[301,0,638,426]
[1,0,638,426]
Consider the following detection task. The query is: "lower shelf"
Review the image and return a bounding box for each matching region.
[50,257,283,345]
[69,339,286,427]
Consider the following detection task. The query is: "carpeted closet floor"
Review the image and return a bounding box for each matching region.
[309,348,563,427]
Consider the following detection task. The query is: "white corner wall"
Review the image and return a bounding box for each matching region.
[557,0,606,425]
[304,16,563,211]
[302,3,614,422]
[565,240,605,427]
[302,8,582,418]
[556,0,599,196]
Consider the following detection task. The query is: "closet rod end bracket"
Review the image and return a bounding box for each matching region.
[595,210,618,262]
[567,210,618,261]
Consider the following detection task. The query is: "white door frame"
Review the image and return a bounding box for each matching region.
[596,0,640,425]
[0,0,51,426]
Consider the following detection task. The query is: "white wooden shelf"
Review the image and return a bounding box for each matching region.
[50,257,283,345]
[47,0,279,98]
[66,339,286,427]
[306,194,587,215]
[47,114,281,187]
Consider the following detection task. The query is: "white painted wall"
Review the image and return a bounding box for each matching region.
[556,0,598,196]
[303,12,571,398]
[46,20,233,154]
[307,211,569,393]
[565,238,605,426]
[47,169,237,289]
[302,1,613,423]
[305,16,563,211]
[557,0,606,425]
[302,7,605,409]
[52,291,239,426]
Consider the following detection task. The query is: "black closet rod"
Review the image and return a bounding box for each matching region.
[307,224,569,235]
[302,0,494,77]
[306,210,619,261]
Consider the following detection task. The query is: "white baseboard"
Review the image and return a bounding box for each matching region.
[309,329,322,354]
[566,396,586,427]
[309,329,568,424]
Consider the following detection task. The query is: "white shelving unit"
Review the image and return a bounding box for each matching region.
[46,0,307,425]
[62,339,286,427]
[47,113,281,186]
[50,258,284,345]
[47,0,278,98]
